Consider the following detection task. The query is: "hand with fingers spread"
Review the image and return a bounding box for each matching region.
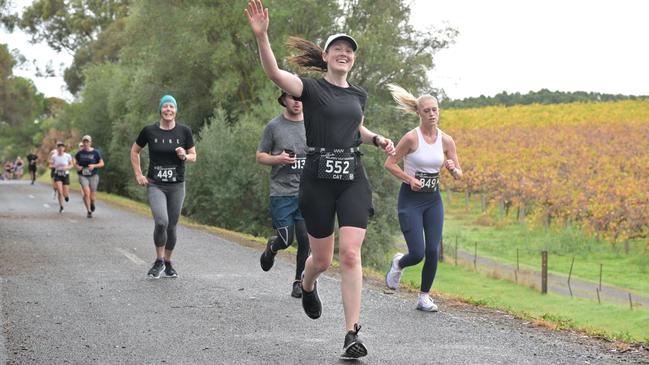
[245,0,269,37]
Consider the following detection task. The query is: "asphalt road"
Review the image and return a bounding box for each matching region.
[1,180,647,364]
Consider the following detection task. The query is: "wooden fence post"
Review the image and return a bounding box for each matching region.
[541,251,548,294]
[568,256,575,297]
[454,235,458,266]
[599,264,603,292]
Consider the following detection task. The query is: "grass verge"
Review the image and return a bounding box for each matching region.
[400,261,649,344]
[439,192,649,297]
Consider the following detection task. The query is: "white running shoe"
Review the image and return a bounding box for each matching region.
[385,253,404,290]
[416,293,438,312]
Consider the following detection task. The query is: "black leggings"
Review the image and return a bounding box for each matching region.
[270,221,310,280]
[397,183,444,293]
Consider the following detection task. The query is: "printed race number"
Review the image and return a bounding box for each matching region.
[81,167,92,176]
[153,166,177,183]
[318,152,355,181]
[289,157,306,173]
[325,160,350,174]
[415,171,439,192]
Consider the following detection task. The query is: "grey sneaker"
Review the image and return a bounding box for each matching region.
[385,253,404,289]
[147,260,165,279]
[416,293,439,312]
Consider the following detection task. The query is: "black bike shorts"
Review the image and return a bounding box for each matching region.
[298,169,373,239]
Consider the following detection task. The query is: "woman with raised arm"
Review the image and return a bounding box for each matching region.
[245,0,395,359]
[383,84,462,312]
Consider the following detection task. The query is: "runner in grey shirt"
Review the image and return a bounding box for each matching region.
[256,91,310,298]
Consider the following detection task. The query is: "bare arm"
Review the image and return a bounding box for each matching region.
[256,151,295,166]
[185,146,196,162]
[384,131,423,190]
[245,0,303,96]
[130,143,149,186]
[442,133,463,179]
[359,117,395,155]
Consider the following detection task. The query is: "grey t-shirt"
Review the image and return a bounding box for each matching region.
[257,114,306,196]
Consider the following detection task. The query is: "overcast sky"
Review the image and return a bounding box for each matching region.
[2,0,649,100]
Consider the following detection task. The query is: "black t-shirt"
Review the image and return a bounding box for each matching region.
[74,149,102,176]
[135,122,194,183]
[27,154,38,166]
[297,77,366,149]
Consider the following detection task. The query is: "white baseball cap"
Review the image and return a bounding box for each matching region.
[324,33,358,51]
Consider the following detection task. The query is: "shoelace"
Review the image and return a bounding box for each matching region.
[421,295,434,306]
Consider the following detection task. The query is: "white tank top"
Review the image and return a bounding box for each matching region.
[403,127,445,177]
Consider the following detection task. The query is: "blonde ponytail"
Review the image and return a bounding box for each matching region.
[387,84,418,115]
[387,84,438,115]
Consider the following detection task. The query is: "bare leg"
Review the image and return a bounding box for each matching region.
[301,233,335,292]
[55,181,64,207]
[338,226,366,331]
[82,186,92,212]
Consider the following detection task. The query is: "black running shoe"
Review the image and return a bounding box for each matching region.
[164,261,178,278]
[59,205,64,213]
[147,260,165,279]
[300,279,321,319]
[86,211,92,218]
[259,236,277,272]
[291,280,302,298]
[64,196,69,202]
[90,201,95,212]
[341,324,368,360]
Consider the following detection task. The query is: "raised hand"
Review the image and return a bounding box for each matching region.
[244,0,269,37]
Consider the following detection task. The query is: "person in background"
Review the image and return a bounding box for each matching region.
[50,141,73,213]
[74,135,105,218]
[26,150,38,184]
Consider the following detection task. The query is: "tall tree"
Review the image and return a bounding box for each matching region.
[0,43,46,161]
[18,0,129,52]
[9,0,129,94]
